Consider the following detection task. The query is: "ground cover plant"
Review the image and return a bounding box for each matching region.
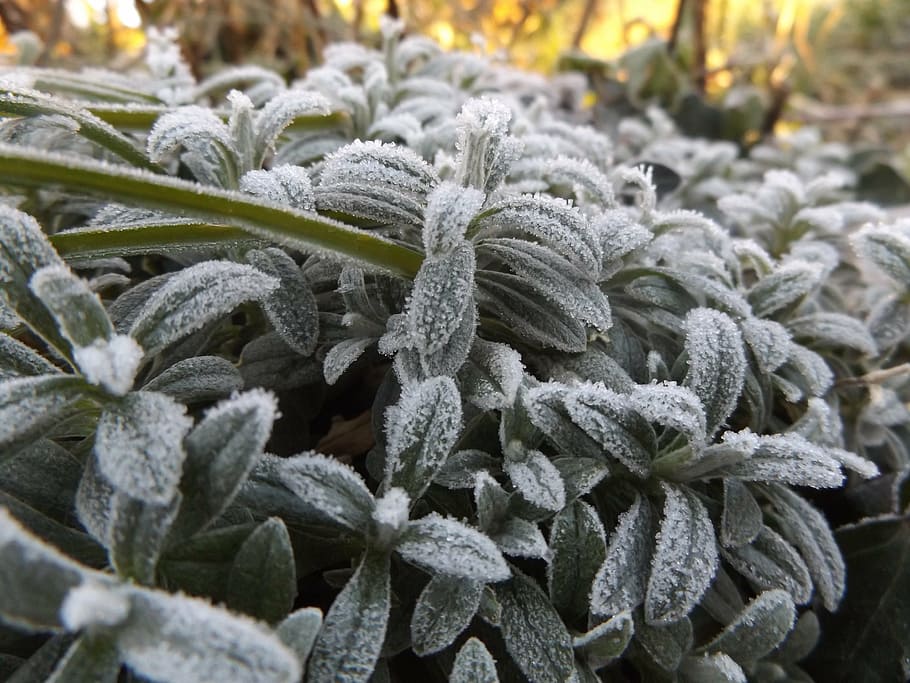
[0,20,909,683]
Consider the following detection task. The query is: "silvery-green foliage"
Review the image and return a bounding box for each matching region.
[240,166,316,211]
[225,517,296,624]
[548,501,606,622]
[141,355,242,403]
[0,374,87,456]
[722,527,813,604]
[590,495,652,618]
[453,97,522,194]
[450,638,499,683]
[574,611,634,669]
[276,607,323,671]
[410,575,483,655]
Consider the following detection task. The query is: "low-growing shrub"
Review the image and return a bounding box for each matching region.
[0,20,908,683]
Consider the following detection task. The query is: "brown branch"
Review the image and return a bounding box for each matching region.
[788,98,910,123]
[667,0,687,53]
[572,0,599,49]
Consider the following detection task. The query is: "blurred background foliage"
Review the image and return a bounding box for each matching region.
[1,0,909,168]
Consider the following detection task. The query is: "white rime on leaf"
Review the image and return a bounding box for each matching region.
[323,338,374,385]
[254,89,332,160]
[701,590,796,667]
[278,452,375,532]
[72,335,144,397]
[410,575,483,656]
[645,483,718,625]
[722,527,812,605]
[396,513,510,582]
[491,517,549,559]
[434,450,500,489]
[727,433,844,488]
[370,487,411,549]
[852,221,910,287]
[407,242,476,355]
[783,343,834,398]
[29,264,113,348]
[720,479,762,548]
[474,471,511,531]
[683,308,746,436]
[740,318,791,374]
[276,607,323,669]
[240,166,316,211]
[384,376,462,499]
[548,501,606,623]
[635,613,693,672]
[423,181,485,256]
[678,653,746,683]
[94,391,192,504]
[306,550,390,683]
[60,581,130,631]
[450,638,499,683]
[458,338,524,411]
[629,382,707,444]
[747,260,824,318]
[0,332,60,379]
[453,97,521,193]
[590,494,651,618]
[786,312,877,356]
[0,375,86,453]
[495,568,575,683]
[116,586,301,683]
[573,611,634,669]
[141,355,243,403]
[130,261,279,355]
[0,507,87,632]
[504,449,566,512]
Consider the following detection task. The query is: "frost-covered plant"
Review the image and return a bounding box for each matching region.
[0,23,907,683]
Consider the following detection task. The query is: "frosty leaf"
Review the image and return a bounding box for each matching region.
[0,332,59,379]
[278,452,375,532]
[247,248,319,356]
[116,586,301,683]
[595,210,652,265]
[548,501,606,623]
[384,376,462,500]
[46,634,121,683]
[512,155,616,209]
[226,517,296,624]
[645,483,718,625]
[495,568,575,683]
[453,97,521,193]
[0,507,87,632]
[763,485,845,610]
[781,343,834,398]
[700,589,796,667]
[323,337,374,385]
[240,166,315,211]
[306,550,390,683]
[397,513,510,582]
[407,242,476,355]
[458,338,524,411]
[254,89,332,162]
[474,471,511,532]
[0,374,87,458]
[491,517,549,559]
[740,317,791,374]
[852,222,910,287]
[635,617,693,672]
[434,450,500,489]
[172,390,278,539]
[147,106,237,187]
[552,457,610,502]
[720,479,762,548]
[563,382,656,477]
[590,494,652,617]
[723,527,812,605]
[450,638,499,683]
[629,382,707,443]
[678,653,746,683]
[94,391,192,504]
[866,293,910,349]
[28,265,113,349]
[423,181,485,256]
[574,611,634,669]
[276,607,323,669]
[726,433,845,488]
[786,312,877,355]
[417,293,477,377]
[747,260,824,318]
[130,261,279,356]
[71,335,143,396]
[480,238,611,331]
[410,575,483,656]
[504,448,565,512]
[142,356,243,403]
[683,308,746,436]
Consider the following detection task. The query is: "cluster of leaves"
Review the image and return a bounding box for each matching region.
[0,19,908,683]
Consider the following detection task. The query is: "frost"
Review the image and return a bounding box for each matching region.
[396,513,510,582]
[723,527,812,605]
[423,181,485,256]
[701,590,796,666]
[94,391,192,504]
[276,607,322,666]
[747,259,824,318]
[683,308,747,436]
[0,374,88,453]
[240,166,315,211]
[787,312,877,355]
[371,487,411,548]
[548,501,606,622]
[254,89,332,159]
[720,478,762,548]
[783,343,834,397]
[511,156,615,209]
[728,432,845,488]
[411,576,483,656]
[595,209,652,266]
[504,448,566,512]
[679,653,746,682]
[629,382,707,443]
[0,332,60,379]
[454,97,522,193]
[129,261,279,355]
[434,450,500,489]
[574,611,634,669]
[450,638,499,683]
[142,356,242,403]
[590,495,652,618]
[458,338,525,410]
[28,264,114,347]
[853,221,910,287]
[60,581,130,631]
[147,105,236,186]
[645,483,718,625]
[278,452,375,532]
[73,334,143,396]
[491,517,549,559]
[323,337,375,385]
[740,317,791,373]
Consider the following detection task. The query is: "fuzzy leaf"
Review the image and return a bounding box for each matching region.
[324,338,373,386]
[410,575,483,656]
[277,607,323,670]
[247,248,319,356]
[226,517,297,624]
[787,312,877,355]
[454,97,521,194]
[748,260,823,318]
[458,338,524,410]
[549,501,607,623]
[142,355,243,403]
[94,391,192,504]
[450,638,499,683]
[397,513,510,582]
[278,452,375,532]
[384,376,462,500]
[0,375,87,458]
[434,450,500,489]
[645,484,718,625]
[701,589,796,666]
[172,389,278,539]
[720,478,762,548]
[496,568,575,683]
[853,222,910,287]
[130,261,279,355]
[254,90,331,159]
[574,611,634,669]
[629,382,707,443]
[740,317,791,374]
[727,433,845,489]
[723,527,813,604]
[636,617,693,672]
[306,550,390,683]
[504,449,566,512]
[423,181,485,256]
[590,495,652,617]
[683,308,746,436]
[47,634,120,683]
[0,332,59,379]
[240,165,315,211]
[474,472,511,531]
[678,653,746,683]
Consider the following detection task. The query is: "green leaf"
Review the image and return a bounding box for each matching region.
[678,653,745,683]
[306,550,391,683]
[226,518,297,624]
[142,355,243,403]
[574,611,634,669]
[591,495,652,618]
[504,448,565,512]
[700,590,796,667]
[0,507,87,632]
[171,390,277,539]
[722,527,812,605]
[0,375,88,460]
[853,223,910,288]
[450,638,499,683]
[495,568,574,683]
[548,500,607,623]
[276,607,323,672]
[46,635,120,683]
[410,575,483,656]
[396,513,510,582]
[635,616,693,672]
[720,478,762,548]
[94,391,192,504]
[0,332,60,379]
